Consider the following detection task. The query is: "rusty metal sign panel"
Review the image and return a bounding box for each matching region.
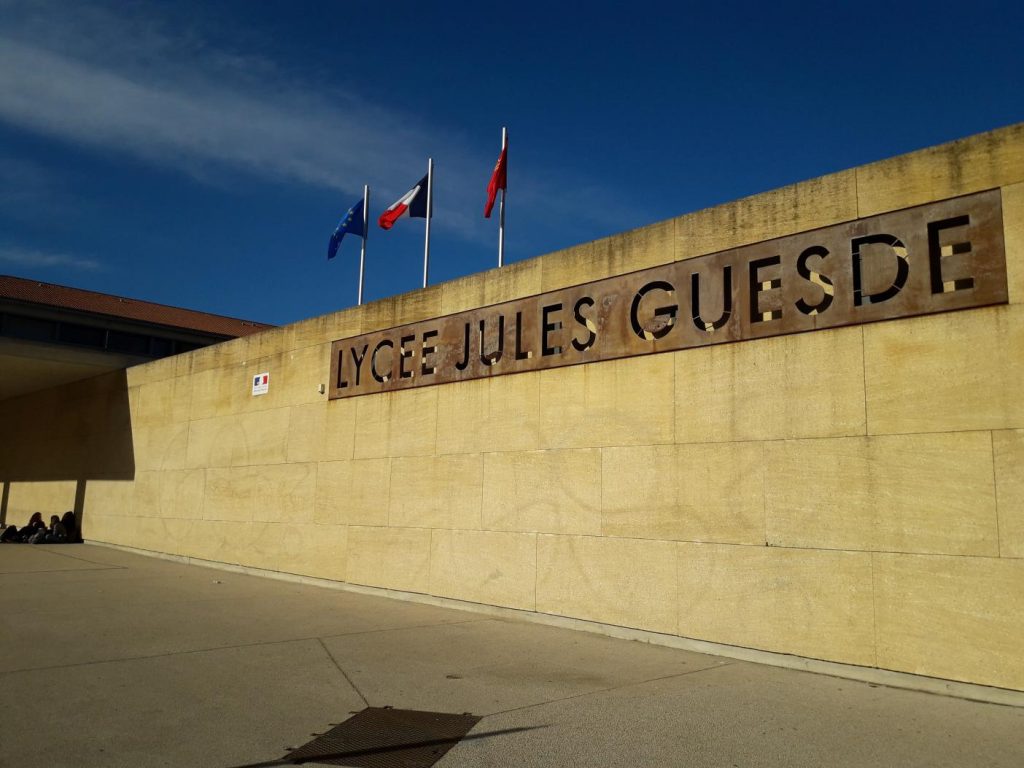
[330,189,1007,399]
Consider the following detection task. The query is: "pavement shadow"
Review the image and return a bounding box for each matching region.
[226,724,547,768]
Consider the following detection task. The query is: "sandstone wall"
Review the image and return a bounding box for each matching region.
[3,124,1023,691]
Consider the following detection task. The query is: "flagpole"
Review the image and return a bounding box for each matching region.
[498,126,507,268]
[358,184,369,305]
[423,157,433,288]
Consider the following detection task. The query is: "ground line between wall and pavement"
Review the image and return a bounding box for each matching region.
[91,540,1024,708]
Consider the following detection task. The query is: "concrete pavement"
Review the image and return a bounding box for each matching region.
[1,544,1021,767]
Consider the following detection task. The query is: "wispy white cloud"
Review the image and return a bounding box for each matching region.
[0,2,487,240]
[0,38,429,194]
[0,245,102,271]
[0,0,653,248]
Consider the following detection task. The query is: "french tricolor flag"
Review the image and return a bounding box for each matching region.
[378,174,430,230]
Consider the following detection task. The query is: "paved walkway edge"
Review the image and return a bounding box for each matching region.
[91,540,1024,708]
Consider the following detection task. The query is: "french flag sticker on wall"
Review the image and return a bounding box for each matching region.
[252,372,270,396]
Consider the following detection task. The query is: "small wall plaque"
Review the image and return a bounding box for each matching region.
[251,372,269,396]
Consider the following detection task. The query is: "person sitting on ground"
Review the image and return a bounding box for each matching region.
[38,515,67,544]
[61,511,80,543]
[0,524,19,543]
[17,512,46,542]
[28,516,52,544]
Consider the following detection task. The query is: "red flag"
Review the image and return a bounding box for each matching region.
[484,141,507,218]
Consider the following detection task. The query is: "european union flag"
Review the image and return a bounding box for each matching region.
[327,198,365,260]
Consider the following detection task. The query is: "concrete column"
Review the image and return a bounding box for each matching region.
[73,479,87,542]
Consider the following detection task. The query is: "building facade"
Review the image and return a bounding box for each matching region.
[2,124,1022,696]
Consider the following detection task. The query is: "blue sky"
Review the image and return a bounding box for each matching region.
[1,0,1022,326]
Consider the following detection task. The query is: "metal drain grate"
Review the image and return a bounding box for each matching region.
[284,707,482,767]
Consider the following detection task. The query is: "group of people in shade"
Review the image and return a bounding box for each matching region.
[0,511,80,544]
